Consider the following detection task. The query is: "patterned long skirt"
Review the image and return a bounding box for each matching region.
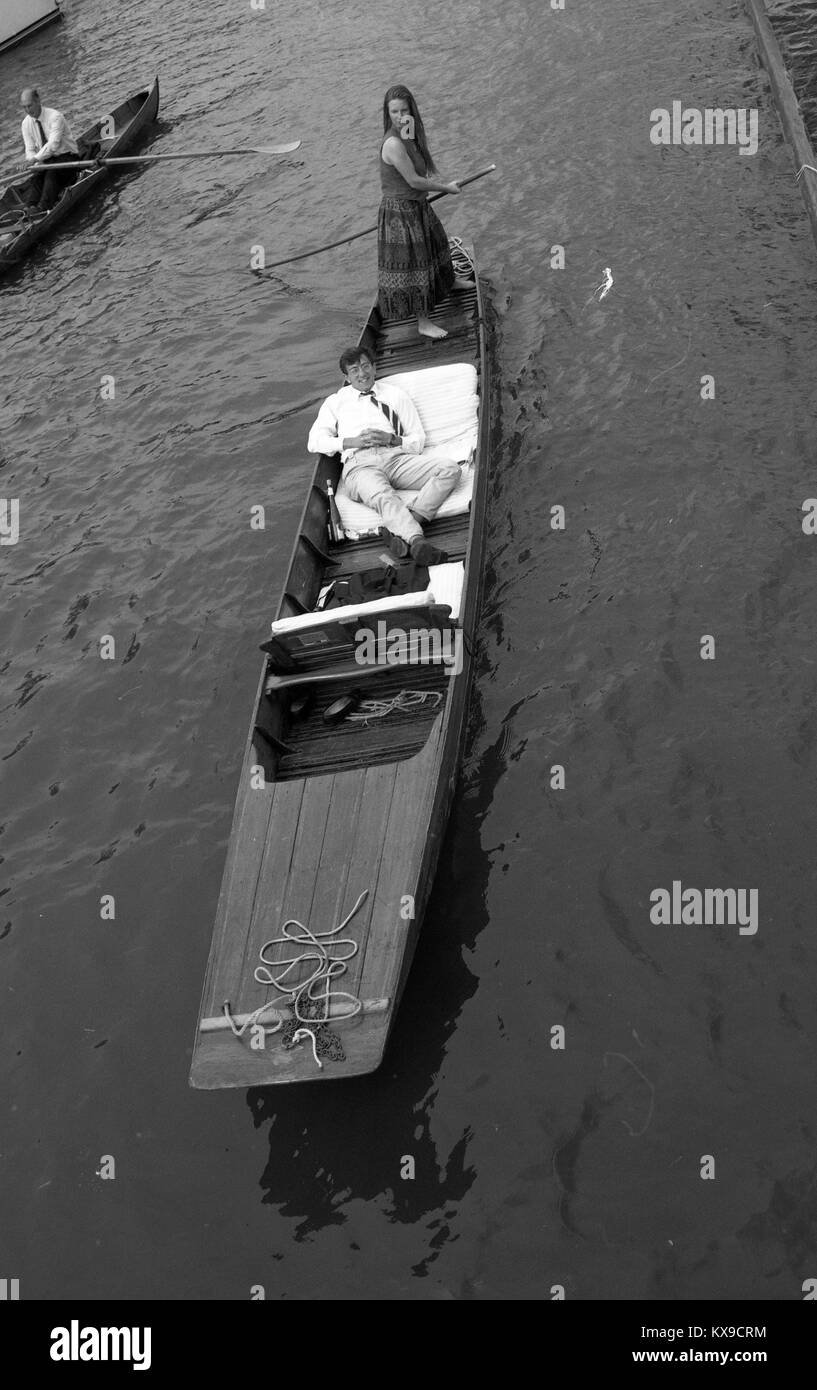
[377,196,456,320]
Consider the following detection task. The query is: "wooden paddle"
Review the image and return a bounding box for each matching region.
[261,163,498,271]
[0,141,302,188]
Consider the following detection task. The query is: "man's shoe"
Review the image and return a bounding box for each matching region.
[409,537,448,565]
[377,526,411,560]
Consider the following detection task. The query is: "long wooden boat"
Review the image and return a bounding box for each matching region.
[190,253,491,1087]
[0,77,159,273]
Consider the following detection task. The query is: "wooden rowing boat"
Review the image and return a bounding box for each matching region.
[0,77,159,273]
[190,252,491,1087]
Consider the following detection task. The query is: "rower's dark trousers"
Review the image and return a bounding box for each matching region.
[26,154,79,210]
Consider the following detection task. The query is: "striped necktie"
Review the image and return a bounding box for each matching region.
[34,117,47,150]
[360,388,405,439]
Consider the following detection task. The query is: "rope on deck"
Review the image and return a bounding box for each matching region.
[221,890,370,1065]
[254,888,368,1023]
[346,689,444,725]
[449,236,476,280]
[221,999,283,1038]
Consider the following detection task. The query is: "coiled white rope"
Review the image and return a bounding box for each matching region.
[449,235,475,279]
[346,689,443,724]
[221,889,369,1044]
[254,889,369,1024]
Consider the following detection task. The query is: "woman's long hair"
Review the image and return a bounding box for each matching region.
[382,84,437,174]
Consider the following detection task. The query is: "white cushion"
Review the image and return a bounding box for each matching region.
[337,462,473,534]
[385,363,478,450]
[271,588,435,637]
[336,362,478,533]
[426,562,465,622]
[270,563,465,636]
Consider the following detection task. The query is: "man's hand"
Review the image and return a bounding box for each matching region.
[344,428,396,449]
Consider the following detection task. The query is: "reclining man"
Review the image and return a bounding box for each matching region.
[307,346,460,565]
[20,88,80,212]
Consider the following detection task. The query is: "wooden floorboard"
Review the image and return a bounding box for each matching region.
[358,716,446,1005]
[334,760,401,978]
[193,759,408,1086]
[301,763,368,941]
[377,296,479,372]
[276,665,449,779]
[237,775,333,1017]
[201,746,279,1011]
[211,777,306,1012]
[379,340,477,373]
[328,516,469,575]
[261,766,370,1010]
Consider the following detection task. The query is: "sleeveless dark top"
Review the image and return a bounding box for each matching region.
[379,132,427,201]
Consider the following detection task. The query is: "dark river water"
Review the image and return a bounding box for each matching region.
[3,0,817,1301]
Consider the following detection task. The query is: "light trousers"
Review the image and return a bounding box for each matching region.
[343,447,461,543]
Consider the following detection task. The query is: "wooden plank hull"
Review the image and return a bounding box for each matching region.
[0,77,159,272]
[190,258,491,1088]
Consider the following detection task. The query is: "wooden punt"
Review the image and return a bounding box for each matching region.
[0,77,159,273]
[190,255,491,1088]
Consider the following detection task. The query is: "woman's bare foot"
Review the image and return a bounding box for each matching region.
[453,275,475,289]
[418,315,447,339]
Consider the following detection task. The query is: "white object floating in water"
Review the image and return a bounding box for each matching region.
[595,267,614,301]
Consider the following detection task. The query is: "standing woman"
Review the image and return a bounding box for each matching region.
[378,84,473,340]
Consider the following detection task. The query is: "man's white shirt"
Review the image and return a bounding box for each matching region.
[307,381,425,464]
[22,108,79,162]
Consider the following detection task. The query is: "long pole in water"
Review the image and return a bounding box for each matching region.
[261,163,498,271]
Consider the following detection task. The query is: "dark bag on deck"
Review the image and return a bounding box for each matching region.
[77,137,102,160]
[323,560,429,610]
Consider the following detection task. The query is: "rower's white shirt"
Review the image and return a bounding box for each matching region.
[21,107,79,162]
[307,380,425,463]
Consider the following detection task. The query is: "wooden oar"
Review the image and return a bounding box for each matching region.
[261,163,498,271]
[0,141,302,188]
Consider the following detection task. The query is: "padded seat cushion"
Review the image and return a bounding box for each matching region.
[386,362,479,450]
[426,562,465,622]
[270,562,465,635]
[336,362,478,533]
[337,466,473,533]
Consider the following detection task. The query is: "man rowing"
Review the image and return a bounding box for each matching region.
[20,88,80,212]
[307,346,459,565]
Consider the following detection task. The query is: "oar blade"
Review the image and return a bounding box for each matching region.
[253,141,302,155]
[0,140,303,184]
